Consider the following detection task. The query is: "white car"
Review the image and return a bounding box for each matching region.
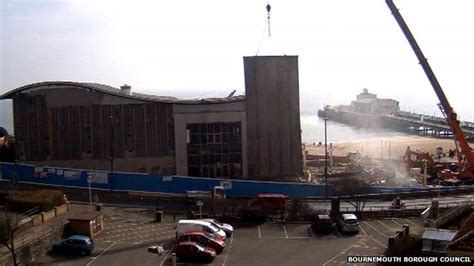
[337,214,359,234]
[176,220,227,240]
[200,219,234,237]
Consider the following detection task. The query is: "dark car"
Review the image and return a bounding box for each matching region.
[52,235,94,255]
[311,214,335,234]
[177,231,225,254]
[172,241,216,262]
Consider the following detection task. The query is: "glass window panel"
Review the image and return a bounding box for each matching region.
[188,166,200,177]
[230,143,241,153]
[200,134,208,144]
[188,145,201,155]
[208,134,214,144]
[214,144,222,154]
[188,155,201,165]
[190,134,200,144]
[222,144,229,153]
[230,133,241,143]
[233,163,242,177]
[230,153,241,163]
[199,124,206,133]
[222,154,229,163]
[188,124,200,132]
[209,166,216,177]
[202,155,209,164]
[223,165,229,176]
[202,166,208,177]
[222,123,229,133]
[215,154,222,164]
[222,133,229,143]
[207,123,215,133]
[216,165,223,177]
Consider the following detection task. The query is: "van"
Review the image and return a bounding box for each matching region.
[176,220,227,240]
[337,214,359,234]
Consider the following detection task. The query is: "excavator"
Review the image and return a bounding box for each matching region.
[404,146,457,179]
[404,146,435,169]
[386,0,474,185]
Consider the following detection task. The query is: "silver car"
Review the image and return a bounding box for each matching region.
[200,219,234,238]
[337,214,359,233]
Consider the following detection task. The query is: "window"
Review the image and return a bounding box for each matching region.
[186,122,242,178]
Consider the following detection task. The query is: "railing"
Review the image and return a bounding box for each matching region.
[337,200,473,213]
[430,201,474,228]
[17,206,41,227]
[14,213,69,249]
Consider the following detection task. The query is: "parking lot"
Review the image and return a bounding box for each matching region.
[36,204,425,266]
[161,217,424,266]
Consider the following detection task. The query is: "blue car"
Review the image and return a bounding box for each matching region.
[52,235,94,255]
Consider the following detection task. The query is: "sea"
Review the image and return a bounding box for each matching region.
[0,100,13,134]
[300,112,408,144]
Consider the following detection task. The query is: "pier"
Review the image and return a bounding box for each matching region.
[384,113,474,139]
[318,109,474,140]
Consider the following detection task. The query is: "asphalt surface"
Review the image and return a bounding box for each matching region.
[35,204,427,266]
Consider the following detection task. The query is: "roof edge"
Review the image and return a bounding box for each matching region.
[0,81,245,105]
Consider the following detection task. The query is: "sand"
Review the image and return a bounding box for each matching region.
[304,136,457,159]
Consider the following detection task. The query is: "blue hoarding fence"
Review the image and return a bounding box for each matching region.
[0,162,327,197]
[0,162,467,198]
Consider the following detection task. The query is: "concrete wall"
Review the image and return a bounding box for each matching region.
[42,209,56,222]
[12,85,175,175]
[174,105,247,176]
[243,56,303,178]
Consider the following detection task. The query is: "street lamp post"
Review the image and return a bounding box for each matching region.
[110,115,114,173]
[324,118,328,198]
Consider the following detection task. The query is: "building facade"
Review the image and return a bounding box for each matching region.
[0,56,302,179]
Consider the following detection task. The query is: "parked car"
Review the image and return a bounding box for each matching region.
[52,235,94,255]
[172,241,216,262]
[176,219,227,240]
[311,214,334,234]
[177,231,225,254]
[337,214,359,234]
[200,219,234,237]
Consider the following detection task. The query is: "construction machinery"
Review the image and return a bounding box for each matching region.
[386,0,474,184]
[404,146,435,169]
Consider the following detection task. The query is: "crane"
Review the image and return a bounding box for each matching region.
[385,0,474,184]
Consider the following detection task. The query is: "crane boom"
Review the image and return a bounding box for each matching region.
[385,0,474,179]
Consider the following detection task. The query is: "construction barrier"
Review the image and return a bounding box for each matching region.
[1,162,473,198]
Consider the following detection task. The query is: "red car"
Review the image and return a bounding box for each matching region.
[172,241,216,262]
[177,231,225,254]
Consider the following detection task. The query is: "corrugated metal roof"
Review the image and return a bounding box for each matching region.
[422,228,458,241]
[0,81,245,105]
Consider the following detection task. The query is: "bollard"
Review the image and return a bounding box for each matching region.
[388,237,396,247]
[155,211,163,223]
[95,204,103,212]
[402,224,409,236]
[431,199,439,219]
[330,197,340,220]
[171,253,177,266]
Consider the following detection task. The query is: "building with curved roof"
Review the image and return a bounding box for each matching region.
[0,56,302,180]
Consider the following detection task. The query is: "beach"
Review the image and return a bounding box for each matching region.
[304,136,457,159]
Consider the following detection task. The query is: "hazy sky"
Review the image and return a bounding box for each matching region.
[1,0,473,119]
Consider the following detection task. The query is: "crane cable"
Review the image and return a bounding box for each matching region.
[256,3,272,55]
